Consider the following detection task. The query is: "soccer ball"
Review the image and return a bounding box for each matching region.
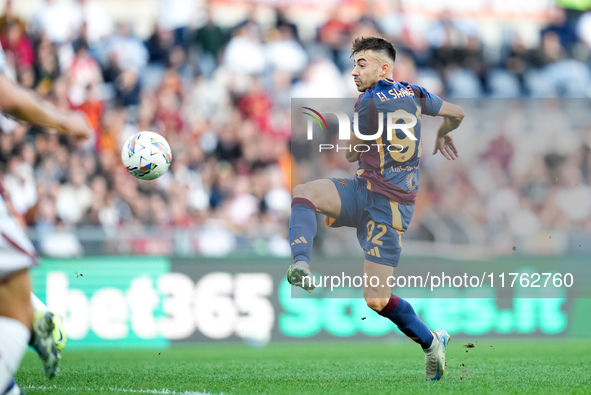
[121,131,172,180]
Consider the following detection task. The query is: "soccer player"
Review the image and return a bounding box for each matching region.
[287,37,464,381]
[0,41,71,394]
[0,71,92,394]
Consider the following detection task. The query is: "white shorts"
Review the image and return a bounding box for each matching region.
[0,195,37,281]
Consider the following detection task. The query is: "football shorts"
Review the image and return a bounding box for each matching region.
[0,195,38,280]
[327,177,414,267]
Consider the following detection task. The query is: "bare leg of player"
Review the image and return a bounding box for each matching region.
[363,259,450,380]
[292,180,342,218]
[0,269,34,392]
[362,259,394,311]
[287,180,341,291]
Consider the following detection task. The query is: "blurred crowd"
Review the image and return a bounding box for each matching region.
[408,100,591,256]
[1,0,590,257]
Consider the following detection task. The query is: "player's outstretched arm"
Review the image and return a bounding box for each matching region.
[0,74,92,140]
[432,101,464,160]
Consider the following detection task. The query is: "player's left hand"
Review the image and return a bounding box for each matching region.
[432,135,458,160]
[59,112,93,141]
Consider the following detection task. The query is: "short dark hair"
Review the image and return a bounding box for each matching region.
[351,36,396,64]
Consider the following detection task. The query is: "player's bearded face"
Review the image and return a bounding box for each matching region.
[352,50,382,92]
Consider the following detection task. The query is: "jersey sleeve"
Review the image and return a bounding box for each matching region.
[407,83,443,116]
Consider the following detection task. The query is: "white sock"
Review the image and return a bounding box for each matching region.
[30,292,48,312]
[423,331,437,353]
[0,317,30,392]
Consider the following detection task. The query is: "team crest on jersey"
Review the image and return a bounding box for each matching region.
[337,179,348,186]
[406,173,417,192]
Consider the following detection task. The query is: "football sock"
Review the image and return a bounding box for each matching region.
[4,378,20,394]
[378,294,434,349]
[0,317,30,392]
[30,293,47,312]
[289,198,317,265]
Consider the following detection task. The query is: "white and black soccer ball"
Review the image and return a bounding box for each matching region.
[121,131,172,180]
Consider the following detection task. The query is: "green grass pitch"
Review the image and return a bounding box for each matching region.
[15,339,591,394]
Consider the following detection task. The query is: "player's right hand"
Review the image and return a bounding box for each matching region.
[59,112,92,140]
[432,134,459,160]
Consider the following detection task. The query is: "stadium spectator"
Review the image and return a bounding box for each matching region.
[30,0,78,45]
[72,0,114,47]
[0,21,35,73]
